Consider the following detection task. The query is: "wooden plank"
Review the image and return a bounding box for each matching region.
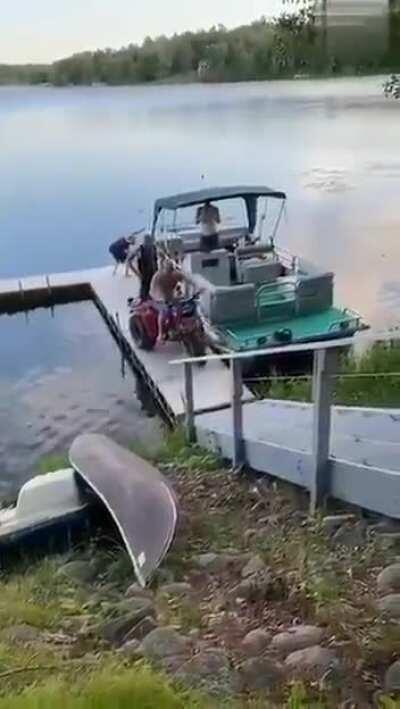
[231,359,244,468]
[310,348,338,513]
[184,363,195,443]
[195,400,400,518]
[330,459,400,519]
[197,427,312,488]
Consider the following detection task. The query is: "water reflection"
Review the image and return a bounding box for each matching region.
[0,303,162,495]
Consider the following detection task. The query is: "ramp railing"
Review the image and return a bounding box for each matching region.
[170,331,399,515]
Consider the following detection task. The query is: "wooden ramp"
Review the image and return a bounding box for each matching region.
[91,268,239,418]
[196,399,400,518]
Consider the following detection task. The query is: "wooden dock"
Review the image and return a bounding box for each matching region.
[2,264,400,518]
[0,266,238,422]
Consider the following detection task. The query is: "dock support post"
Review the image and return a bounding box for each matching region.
[231,358,244,469]
[310,347,338,514]
[184,362,195,443]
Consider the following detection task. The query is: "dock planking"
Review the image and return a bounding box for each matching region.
[0,265,237,419]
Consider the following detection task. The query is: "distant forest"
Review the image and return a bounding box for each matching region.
[1,5,400,87]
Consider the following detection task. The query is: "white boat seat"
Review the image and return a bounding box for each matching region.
[201,283,256,325]
[236,243,274,258]
[239,258,284,286]
[186,249,231,287]
[175,227,248,253]
[296,272,334,315]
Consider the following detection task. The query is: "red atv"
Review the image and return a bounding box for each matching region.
[127,295,207,360]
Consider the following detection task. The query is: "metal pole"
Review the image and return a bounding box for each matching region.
[184,362,195,443]
[231,358,244,469]
[310,347,338,514]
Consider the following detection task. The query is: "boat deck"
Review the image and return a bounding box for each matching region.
[222,307,357,351]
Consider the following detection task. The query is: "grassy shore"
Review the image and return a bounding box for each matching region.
[0,430,399,706]
[257,342,400,408]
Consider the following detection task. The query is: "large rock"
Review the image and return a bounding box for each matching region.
[377,564,400,594]
[332,522,366,548]
[194,553,220,572]
[194,553,241,574]
[377,594,400,619]
[385,660,400,694]
[232,570,286,603]
[114,597,155,618]
[241,555,267,579]
[159,583,193,598]
[57,561,97,584]
[125,583,154,600]
[322,514,356,534]
[175,649,236,696]
[285,645,338,679]
[123,616,158,643]
[100,598,155,645]
[271,625,324,654]
[118,639,142,659]
[139,627,192,664]
[238,657,282,692]
[241,629,271,657]
[0,624,43,645]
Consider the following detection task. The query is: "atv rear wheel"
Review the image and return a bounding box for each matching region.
[129,316,157,351]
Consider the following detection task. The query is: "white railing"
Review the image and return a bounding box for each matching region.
[170,330,400,516]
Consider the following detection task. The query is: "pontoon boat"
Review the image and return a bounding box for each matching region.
[151,186,367,353]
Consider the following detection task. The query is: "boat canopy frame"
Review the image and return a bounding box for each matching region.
[151,185,287,237]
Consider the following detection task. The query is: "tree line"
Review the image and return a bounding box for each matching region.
[1,5,399,87]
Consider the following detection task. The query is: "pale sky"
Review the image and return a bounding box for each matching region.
[1,0,285,64]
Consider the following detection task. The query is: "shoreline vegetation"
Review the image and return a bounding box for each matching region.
[1,8,399,88]
[1,432,400,706]
[256,342,400,409]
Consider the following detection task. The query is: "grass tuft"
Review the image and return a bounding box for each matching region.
[0,664,210,709]
[260,343,400,408]
[37,454,70,475]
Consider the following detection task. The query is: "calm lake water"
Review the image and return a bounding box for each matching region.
[0,303,162,495]
[1,77,399,490]
[1,77,399,328]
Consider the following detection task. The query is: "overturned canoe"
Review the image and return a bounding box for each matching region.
[69,433,177,587]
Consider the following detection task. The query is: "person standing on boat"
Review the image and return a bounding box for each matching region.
[196,200,221,252]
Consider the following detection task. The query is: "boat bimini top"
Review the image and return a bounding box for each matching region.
[151,185,287,243]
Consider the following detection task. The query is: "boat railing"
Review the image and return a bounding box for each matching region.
[256,281,296,318]
[328,308,362,333]
[274,246,297,272]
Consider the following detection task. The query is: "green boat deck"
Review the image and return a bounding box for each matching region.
[221,306,359,351]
